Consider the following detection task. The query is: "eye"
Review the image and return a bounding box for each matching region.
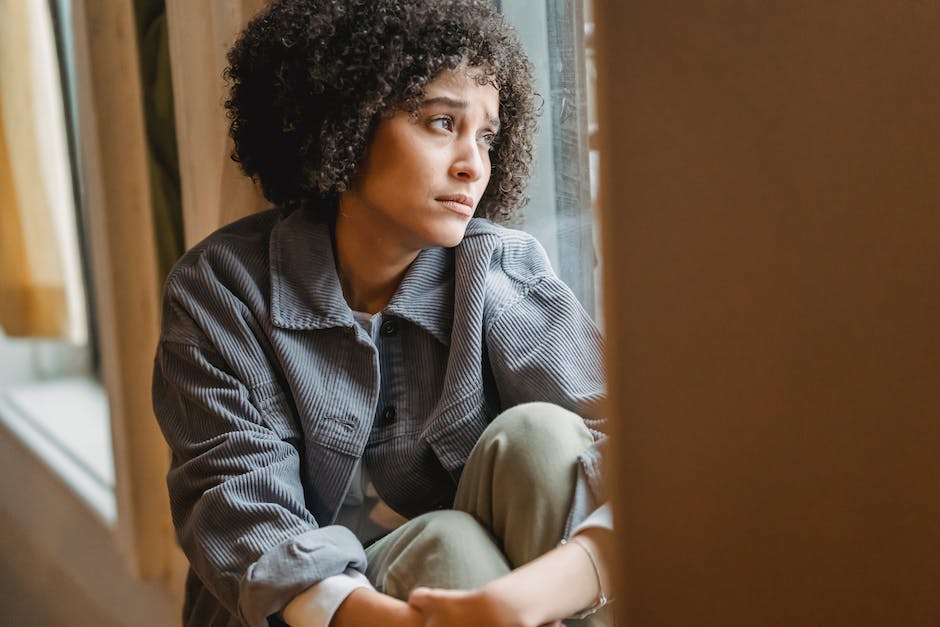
[429,116,455,132]
[478,131,498,150]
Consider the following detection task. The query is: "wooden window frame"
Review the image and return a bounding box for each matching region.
[71,0,176,583]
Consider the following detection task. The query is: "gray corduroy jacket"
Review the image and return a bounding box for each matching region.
[152,207,607,627]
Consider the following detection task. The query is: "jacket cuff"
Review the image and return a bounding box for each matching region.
[237,525,367,627]
[282,569,373,627]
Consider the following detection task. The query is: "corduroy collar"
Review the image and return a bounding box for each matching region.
[268,208,454,345]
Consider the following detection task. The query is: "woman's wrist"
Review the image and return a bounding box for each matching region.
[475,528,614,626]
[330,587,422,627]
[479,578,542,627]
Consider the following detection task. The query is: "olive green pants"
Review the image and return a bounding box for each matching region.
[364,402,611,626]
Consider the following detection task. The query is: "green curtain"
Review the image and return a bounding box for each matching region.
[134,0,183,283]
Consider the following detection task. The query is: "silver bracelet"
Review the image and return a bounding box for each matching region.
[560,536,608,618]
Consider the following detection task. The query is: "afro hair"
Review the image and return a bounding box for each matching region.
[223,0,538,222]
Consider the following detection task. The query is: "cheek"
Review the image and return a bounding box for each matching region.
[391,144,434,180]
[361,151,412,196]
[481,155,494,185]
[410,149,445,183]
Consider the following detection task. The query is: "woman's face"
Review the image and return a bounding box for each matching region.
[338,68,500,253]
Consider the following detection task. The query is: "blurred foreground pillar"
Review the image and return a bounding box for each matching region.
[594,2,940,625]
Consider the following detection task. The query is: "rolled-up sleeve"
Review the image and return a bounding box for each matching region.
[153,339,366,626]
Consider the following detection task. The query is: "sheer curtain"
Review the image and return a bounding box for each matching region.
[0,0,86,342]
[165,0,268,249]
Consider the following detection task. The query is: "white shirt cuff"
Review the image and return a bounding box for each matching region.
[281,568,373,627]
[571,501,613,536]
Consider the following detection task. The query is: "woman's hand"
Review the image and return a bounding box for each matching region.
[408,587,563,627]
[409,526,613,627]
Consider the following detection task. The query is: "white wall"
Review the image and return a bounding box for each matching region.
[0,422,179,627]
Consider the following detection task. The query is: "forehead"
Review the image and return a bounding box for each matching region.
[423,68,500,111]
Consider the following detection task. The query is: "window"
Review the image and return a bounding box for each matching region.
[0,0,113,521]
[498,0,601,319]
[1,0,172,593]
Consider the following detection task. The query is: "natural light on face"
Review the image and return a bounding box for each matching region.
[338,67,501,254]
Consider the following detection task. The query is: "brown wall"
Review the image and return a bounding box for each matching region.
[594,2,939,625]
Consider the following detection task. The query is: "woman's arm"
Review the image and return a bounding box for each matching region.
[330,588,424,627]
[281,576,423,627]
[154,337,368,625]
[407,526,613,627]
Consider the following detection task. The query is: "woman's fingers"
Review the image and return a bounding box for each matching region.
[408,586,434,609]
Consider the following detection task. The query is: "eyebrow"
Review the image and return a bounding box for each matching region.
[421,96,501,131]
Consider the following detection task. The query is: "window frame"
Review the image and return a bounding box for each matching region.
[70,0,175,581]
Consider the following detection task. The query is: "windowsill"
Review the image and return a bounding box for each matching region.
[0,375,181,626]
[0,376,115,525]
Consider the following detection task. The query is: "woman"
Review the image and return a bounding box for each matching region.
[152,1,612,625]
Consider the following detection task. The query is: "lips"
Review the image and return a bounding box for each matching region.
[436,194,475,217]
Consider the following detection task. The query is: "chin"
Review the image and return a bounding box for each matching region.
[424,220,470,249]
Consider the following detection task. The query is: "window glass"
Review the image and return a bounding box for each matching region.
[0,0,112,520]
[498,0,601,320]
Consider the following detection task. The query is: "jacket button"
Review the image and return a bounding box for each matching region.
[380,319,398,337]
[382,405,397,423]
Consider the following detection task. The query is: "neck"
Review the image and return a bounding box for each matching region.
[333,198,419,314]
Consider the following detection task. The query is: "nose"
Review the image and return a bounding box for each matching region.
[449,135,486,183]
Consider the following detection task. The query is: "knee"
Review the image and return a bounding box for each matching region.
[465,403,594,489]
[486,402,591,454]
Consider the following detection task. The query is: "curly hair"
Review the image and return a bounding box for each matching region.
[223,0,538,222]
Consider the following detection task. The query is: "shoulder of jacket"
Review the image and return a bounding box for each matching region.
[461,218,554,285]
[164,208,282,294]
